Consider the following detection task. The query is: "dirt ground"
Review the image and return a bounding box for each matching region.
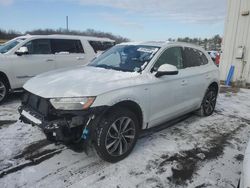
[0,88,250,188]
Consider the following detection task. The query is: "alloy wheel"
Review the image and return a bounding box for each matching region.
[0,81,6,102]
[105,117,136,156]
[204,90,216,115]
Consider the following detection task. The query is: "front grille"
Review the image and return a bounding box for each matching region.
[22,91,51,117]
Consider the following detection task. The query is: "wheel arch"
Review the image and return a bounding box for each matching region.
[199,81,219,109]
[208,81,219,95]
[0,71,11,90]
[108,100,144,130]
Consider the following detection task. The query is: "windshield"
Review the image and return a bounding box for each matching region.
[0,38,25,54]
[88,45,160,72]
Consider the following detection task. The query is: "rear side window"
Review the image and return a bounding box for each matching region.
[51,39,84,54]
[200,52,208,65]
[183,47,208,67]
[23,39,51,54]
[88,41,115,53]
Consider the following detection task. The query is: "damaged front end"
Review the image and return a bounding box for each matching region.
[18,91,107,143]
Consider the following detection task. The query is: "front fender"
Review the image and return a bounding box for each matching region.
[92,86,150,129]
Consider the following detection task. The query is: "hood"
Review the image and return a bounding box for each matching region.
[0,52,9,56]
[24,66,141,98]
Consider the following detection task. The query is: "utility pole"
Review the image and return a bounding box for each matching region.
[66,16,69,31]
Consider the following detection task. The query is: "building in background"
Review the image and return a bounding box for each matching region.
[220,0,250,87]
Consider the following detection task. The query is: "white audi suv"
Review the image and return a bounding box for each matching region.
[19,41,220,162]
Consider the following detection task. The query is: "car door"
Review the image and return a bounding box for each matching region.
[12,39,56,88]
[51,39,86,69]
[148,46,190,128]
[181,47,209,108]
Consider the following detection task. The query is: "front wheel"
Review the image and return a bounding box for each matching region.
[198,87,218,116]
[0,79,8,104]
[94,107,139,163]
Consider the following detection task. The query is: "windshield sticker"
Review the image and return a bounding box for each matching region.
[137,48,158,54]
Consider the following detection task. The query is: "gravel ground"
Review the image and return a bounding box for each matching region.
[0,89,249,188]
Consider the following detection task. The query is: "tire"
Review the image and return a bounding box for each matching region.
[94,107,139,163]
[197,86,218,116]
[0,78,8,104]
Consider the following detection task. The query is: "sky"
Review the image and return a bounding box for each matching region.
[0,0,227,41]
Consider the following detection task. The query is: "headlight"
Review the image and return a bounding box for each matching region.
[50,97,96,110]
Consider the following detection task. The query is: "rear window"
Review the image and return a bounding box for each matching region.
[51,39,84,54]
[88,41,115,53]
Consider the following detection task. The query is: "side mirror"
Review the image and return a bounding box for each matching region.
[155,64,178,77]
[15,47,29,56]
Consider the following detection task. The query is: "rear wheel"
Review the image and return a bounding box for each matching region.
[198,86,217,116]
[0,79,8,104]
[94,107,139,163]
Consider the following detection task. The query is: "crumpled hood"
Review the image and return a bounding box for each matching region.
[24,66,141,98]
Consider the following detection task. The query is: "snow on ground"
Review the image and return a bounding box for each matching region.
[0,89,250,188]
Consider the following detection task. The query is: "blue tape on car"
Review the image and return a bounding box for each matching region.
[81,128,89,140]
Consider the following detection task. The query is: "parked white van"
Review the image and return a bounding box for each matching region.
[0,35,115,103]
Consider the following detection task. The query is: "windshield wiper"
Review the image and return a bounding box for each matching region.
[94,64,133,72]
[95,64,114,70]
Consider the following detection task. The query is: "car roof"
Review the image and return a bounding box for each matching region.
[119,41,167,47]
[119,41,205,50]
[16,34,115,42]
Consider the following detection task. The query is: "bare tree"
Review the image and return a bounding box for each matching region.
[0,28,129,43]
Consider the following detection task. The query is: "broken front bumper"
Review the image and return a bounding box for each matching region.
[18,92,108,142]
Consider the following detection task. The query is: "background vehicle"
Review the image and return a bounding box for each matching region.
[207,50,220,66]
[0,34,115,103]
[207,50,218,60]
[19,41,220,162]
[239,139,250,188]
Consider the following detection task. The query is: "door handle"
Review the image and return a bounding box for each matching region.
[205,74,211,79]
[181,80,188,86]
[76,57,84,60]
[46,59,54,62]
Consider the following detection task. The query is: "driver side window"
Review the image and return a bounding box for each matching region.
[23,39,52,55]
[153,47,183,70]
